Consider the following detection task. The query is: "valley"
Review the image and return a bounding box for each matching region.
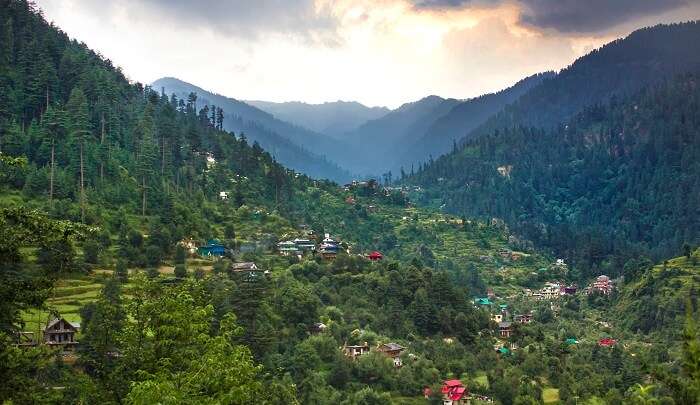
[1,1,699,404]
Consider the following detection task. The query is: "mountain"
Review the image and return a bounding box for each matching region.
[399,72,554,167]
[338,95,462,175]
[459,21,700,144]
[152,77,352,182]
[245,99,389,138]
[411,71,700,270]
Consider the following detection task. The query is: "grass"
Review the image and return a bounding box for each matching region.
[542,388,560,404]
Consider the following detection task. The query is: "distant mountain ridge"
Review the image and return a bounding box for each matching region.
[152,77,352,182]
[245,99,389,138]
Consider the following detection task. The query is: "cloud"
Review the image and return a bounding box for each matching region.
[68,0,342,45]
[409,0,691,33]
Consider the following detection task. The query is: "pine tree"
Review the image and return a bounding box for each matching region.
[66,88,91,222]
[137,103,158,216]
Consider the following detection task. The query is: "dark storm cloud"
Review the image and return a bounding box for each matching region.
[410,0,691,33]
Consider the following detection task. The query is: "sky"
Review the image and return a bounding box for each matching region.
[35,0,700,108]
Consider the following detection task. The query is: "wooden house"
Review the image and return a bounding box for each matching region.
[498,322,512,338]
[343,342,370,360]
[441,379,468,405]
[377,342,405,367]
[43,317,79,350]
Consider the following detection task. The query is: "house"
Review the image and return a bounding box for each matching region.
[368,251,383,261]
[377,342,405,367]
[475,297,493,307]
[343,342,370,360]
[197,240,226,257]
[219,191,229,200]
[589,275,614,295]
[43,317,79,350]
[230,262,267,279]
[491,314,503,323]
[498,304,508,313]
[293,238,316,252]
[514,313,533,324]
[498,322,512,338]
[319,234,341,260]
[598,338,617,347]
[496,346,511,356]
[441,379,468,405]
[277,240,300,256]
[309,322,327,334]
[367,205,377,213]
[565,338,578,345]
[562,284,578,295]
[555,258,566,266]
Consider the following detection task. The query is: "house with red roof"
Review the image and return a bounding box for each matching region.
[368,251,383,261]
[598,337,617,347]
[441,379,468,405]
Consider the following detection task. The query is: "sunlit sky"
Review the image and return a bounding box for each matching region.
[35,0,700,108]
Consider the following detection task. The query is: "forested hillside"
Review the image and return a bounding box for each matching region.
[410,72,700,272]
[153,77,352,182]
[459,22,700,144]
[400,72,554,169]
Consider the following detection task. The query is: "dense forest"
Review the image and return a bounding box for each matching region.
[410,73,700,273]
[0,1,699,404]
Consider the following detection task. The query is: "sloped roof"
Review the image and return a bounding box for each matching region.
[379,342,405,351]
[231,262,258,271]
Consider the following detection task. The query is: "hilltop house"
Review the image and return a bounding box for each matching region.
[197,240,226,257]
[377,342,405,367]
[441,380,468,405]
[498,322,513,338]
[343,342,370,360]
[43,317,79,350]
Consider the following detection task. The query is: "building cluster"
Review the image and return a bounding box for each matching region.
[341,342,406,367]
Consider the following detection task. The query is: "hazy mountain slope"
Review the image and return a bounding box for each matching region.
[400,72,554,168]
[245,99,389,138]
[152,77,351,181]
[460,21,700,144]
[338,95,461,175]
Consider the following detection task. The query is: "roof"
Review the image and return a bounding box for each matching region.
[43,317,79,331]
[231,262,258,271]
[565,338,578,345]
[475,298,492,305]
[499,322,512,328]
[379,342,405,351]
